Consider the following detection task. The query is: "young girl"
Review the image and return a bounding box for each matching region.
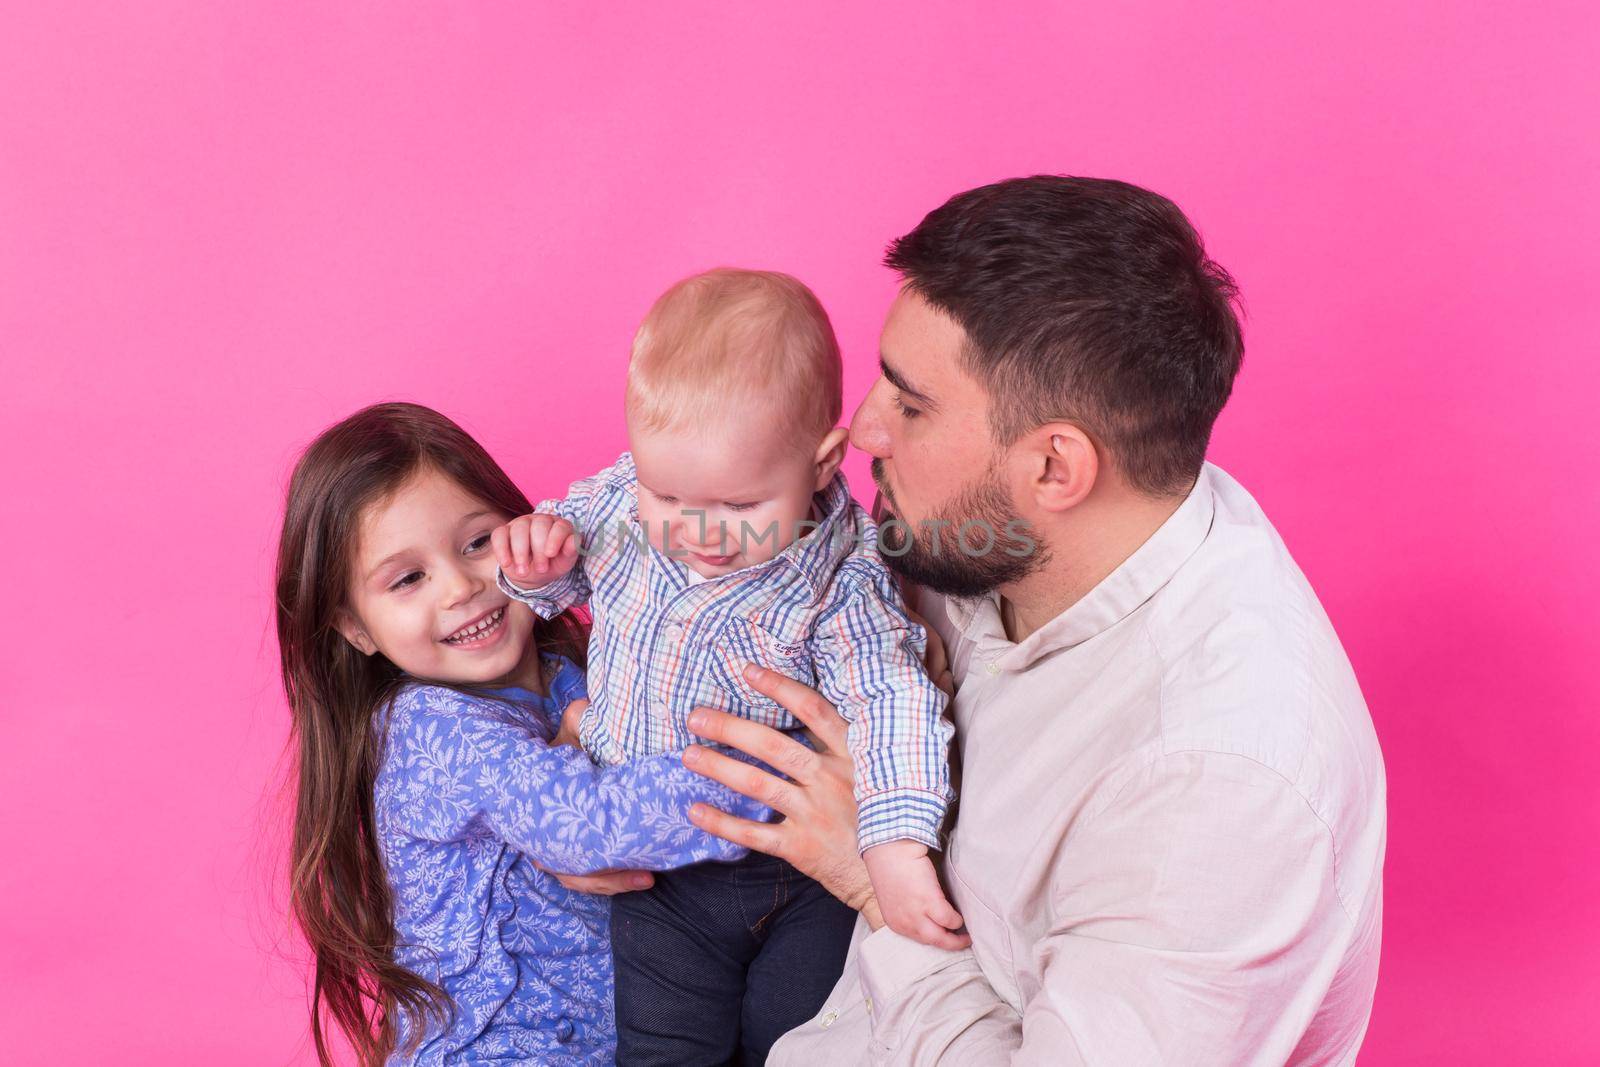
[275,401,767,1066]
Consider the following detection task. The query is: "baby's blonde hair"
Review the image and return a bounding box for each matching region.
[627,268,843,447]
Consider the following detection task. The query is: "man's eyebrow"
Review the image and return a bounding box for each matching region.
[879,355,938,410]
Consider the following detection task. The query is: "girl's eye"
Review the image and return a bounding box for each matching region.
[389,571,422,591]
[465,533,491,553]
[893,393,922,419]
[726,502,759,513]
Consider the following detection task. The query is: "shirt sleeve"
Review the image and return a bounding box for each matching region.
[847,750,1350,1065]
[495,460,620,617]
[379,685,764,874]
[810,566,955,853]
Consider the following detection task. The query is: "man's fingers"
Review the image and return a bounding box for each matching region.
[905,605,954,697]
[739,665,850,755]
[688,800,787,858]
[924,631,950,682]
[685,707,820,784]
[682,743,795,814]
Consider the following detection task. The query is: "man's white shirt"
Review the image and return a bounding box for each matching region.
[771,462,1386,1066]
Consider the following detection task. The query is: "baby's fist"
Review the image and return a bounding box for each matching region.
[493,513,578,589]
[863,840,969,951]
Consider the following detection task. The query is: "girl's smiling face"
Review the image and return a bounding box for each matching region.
[336,464,541,690]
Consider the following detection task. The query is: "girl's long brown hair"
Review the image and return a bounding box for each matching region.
[275,402,585,1066]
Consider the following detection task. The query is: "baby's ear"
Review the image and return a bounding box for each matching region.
[334,609,379,657]
[813,427,850,489]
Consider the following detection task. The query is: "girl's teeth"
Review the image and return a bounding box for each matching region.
[449,608,503,643]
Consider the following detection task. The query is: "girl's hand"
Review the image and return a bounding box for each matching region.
[530,860,655,896]
[681,665,885,929]
[553,697,586,750]
[493,513,579,589]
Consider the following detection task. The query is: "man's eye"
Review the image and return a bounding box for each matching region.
[390,571,422,591]
[893,394,922,419]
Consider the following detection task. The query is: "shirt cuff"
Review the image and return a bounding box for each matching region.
[858,924,977,1008]
[495,567,574,619]
[856,787,947,852]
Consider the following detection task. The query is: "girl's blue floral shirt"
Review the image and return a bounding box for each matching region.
[374,654,764,1064]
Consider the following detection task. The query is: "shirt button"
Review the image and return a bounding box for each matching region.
[820,1009,838,1028]
[864,995,875,1015]
[985,661,1000,675]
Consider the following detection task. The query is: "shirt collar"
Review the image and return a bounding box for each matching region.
[774,471,857,597]
[946,462,1218,670]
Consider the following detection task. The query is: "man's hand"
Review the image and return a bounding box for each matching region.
[682,664,885,930]
[904,603,954,699]
[492,512,578,589]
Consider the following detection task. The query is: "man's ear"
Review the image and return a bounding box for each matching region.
[335,609,379,657]
[813,427,851,490]
[1017,422,1098,513]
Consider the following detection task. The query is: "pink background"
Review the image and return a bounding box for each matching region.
[2,3,1596,1063]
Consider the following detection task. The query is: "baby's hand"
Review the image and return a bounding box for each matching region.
[862,840,969,950]
[493,513,578,590]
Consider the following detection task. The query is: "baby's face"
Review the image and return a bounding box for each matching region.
[630,420,826,578]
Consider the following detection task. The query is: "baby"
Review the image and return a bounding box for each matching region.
[493,268,959,1057]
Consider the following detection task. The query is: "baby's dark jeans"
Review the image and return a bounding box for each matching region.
[611,849,856,1065]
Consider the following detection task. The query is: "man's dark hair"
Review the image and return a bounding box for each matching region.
[886,175,1244,496]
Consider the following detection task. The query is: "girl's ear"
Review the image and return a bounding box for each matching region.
[813,427,850,490]
[335,609,379,657]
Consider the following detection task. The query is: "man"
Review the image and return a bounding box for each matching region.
[593,175,1384,1063]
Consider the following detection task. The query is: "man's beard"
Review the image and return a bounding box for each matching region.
[871,459,1048,598]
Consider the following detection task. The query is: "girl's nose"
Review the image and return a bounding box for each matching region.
[849,380,894,458]
[440,559,485,606]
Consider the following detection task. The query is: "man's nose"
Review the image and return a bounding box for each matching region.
[849,380,893,458]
